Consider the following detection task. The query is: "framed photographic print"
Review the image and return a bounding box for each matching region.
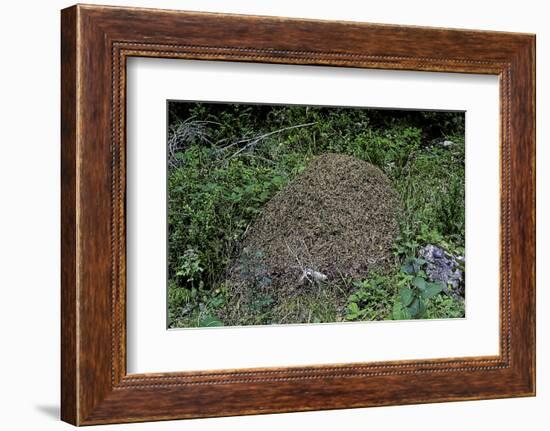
[61,4,535,425]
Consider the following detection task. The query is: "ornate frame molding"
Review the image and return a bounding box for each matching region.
[61,5,535,425]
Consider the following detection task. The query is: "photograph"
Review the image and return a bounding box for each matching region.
[167,102,466,328]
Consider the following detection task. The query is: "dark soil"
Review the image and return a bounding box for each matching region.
[220,153,402,324]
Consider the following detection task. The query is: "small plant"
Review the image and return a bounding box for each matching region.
[167,283,228,328]
[425,294,465,319]
[392,257,445,319]
[176,249,203,282]
[345,274,395,321]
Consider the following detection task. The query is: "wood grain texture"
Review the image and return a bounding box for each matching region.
[60,5,78,425]
[60,4,536,425]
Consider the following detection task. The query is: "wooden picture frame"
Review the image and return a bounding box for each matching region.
[61,4,535,425]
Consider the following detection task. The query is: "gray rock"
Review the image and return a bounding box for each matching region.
[418,244,464,297]
[438,140,456,147]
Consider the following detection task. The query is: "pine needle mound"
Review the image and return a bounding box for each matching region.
[229,153,401,293]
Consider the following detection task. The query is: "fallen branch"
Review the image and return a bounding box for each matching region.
[221,122,317,161]
[167,117,219,167]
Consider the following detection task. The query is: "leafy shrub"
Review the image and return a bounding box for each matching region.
[392,257,446,320]
[346,274,397,321]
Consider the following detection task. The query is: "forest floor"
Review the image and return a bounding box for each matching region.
[167,103,466,328]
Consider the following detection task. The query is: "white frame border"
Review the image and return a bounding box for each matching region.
[126,58,500,373]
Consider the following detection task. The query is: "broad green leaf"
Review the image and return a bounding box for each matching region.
[421,282,446,299]
[228,193,242,202]
[348,302,360,315]
[400,287,414,306]
[392,301,410,320]
[413,276,427,290]
[347,302,362,320]
[407,298,421,317]
[400,264,412,274]
[417,298,427,317]
[400,257,417,274]
[199,315,224,327]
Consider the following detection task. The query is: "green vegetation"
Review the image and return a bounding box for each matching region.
[167,103,465,328]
